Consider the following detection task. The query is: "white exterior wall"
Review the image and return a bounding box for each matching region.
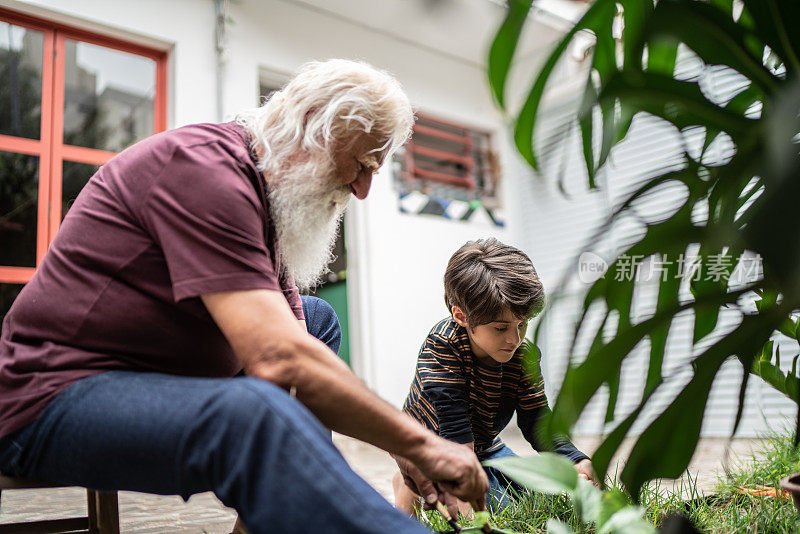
[2,0,565,408]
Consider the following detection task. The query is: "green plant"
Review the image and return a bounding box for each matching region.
[420,480,586,533]
[751,292,800,402]
[421,434,799,532]
[642,430,800,532]
[488,0,800,501]
[484,453,655,533]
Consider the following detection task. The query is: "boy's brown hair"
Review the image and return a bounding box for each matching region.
[444,238,545,328]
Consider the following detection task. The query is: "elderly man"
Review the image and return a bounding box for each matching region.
[0,60,487,533]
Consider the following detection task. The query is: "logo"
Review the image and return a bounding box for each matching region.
[578,252,608,284]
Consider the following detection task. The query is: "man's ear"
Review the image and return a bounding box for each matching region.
[451,306,469,328]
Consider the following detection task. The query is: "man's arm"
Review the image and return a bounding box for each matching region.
[202,288,488,505]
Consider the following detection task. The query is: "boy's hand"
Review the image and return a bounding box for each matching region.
[575,458,600,487]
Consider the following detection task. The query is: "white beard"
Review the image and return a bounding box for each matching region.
[266,158,351,292]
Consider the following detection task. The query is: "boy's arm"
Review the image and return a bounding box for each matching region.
[517,402,599,485]
[516,405,589,462]
[396,330,479,515]
[515,342,590,463]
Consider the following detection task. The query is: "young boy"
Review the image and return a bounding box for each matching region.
[393,238,596,514]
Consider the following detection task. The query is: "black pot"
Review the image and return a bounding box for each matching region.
[780,473,800,513]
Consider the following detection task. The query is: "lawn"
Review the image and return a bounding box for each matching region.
[419,432,800,533]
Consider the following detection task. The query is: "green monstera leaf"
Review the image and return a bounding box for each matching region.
[489,0,800,501]
[484,454,655,533]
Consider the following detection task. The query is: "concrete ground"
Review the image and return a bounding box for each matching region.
[0,428,766,533]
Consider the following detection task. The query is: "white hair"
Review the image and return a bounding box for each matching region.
[237,59,414,172]
[236,59,413,290]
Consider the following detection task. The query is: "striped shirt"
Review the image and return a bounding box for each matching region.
[403,317,587,462]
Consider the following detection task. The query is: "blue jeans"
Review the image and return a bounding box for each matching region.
[0,296,426,534]
[302,295,341,356]
[480,445,525,511]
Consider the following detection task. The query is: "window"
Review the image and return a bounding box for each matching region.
[393,113,502,224]
[0,8,167,323]
[258,67,288,105]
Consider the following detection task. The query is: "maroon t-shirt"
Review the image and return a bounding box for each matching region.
[0,122,304,439]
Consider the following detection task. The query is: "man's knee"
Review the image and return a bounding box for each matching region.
[208,378,328,437]
[300,296,341,354]
[176,377,333,497]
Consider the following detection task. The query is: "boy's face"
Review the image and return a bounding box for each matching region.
[452,306,529,365]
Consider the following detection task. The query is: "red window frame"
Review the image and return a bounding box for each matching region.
[397,113,499,200]
[0,7,167,284]
[403,114,477,189]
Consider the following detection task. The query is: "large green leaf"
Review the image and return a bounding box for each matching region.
[545,519,575,534]
[487,0,533,108]
[621,309,783,500]
[547,282,752,439]
[740,0,800,75]
[598,507,654,534]
[512,0,618,167]
[490,0,800,500]
[591,390,655,486]
[573,478,601,524]
[548,205,747,436]
[649,0,778,93]
[482,453,578,495]
[596,71,756,142]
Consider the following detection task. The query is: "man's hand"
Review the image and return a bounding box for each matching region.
[394,434,487,518]
[575,458,600,487]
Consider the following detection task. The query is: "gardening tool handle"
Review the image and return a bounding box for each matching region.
[436,500,494,534]
[434,501,452,521]
[435,501,461,533]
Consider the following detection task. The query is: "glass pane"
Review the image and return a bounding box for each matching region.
[0,283,25,331]
[0,151,39,267]
[62,160,99,220]
[0,21,44,139]
[63,39,155,152]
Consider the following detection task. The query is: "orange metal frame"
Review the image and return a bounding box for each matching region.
[407,114,477,190]
[0,7,167,285]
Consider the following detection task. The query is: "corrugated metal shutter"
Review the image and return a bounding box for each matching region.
[512,48,795,437]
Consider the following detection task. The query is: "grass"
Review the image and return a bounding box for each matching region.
[418,489,583,533]
[641,432,800,533]
[419,432,800,533]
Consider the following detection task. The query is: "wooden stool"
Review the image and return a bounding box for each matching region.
[0,473,119,534]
